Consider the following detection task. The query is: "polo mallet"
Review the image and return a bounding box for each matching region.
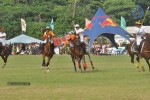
[142,6,149,24]
[136,6,149,37]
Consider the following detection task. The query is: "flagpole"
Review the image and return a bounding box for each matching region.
[135,6,149,38]
[72,0,77,27]
[142,6,149,24]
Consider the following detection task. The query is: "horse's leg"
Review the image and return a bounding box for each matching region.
[130,54,140,71]
[46,57,51,67]
[71,55,77,72]
[1,56,6,68]
[42,55,46,67]
[87,53,95,69]
[73,59,77,72]
[78,60,82,72]
[3,55,9,68]
[136,57,145,72]
[145,59,150,71]
[82,56,87,71]
[44,57,51,72]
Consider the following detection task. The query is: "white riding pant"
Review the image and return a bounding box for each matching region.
[136,36,142,46]
[69,41,74,47]
[0,40,6,46]
[44,39,53,43]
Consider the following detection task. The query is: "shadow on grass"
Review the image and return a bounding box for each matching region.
[81,69,107,73]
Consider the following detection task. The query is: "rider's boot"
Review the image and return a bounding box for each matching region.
[51,43,55,54]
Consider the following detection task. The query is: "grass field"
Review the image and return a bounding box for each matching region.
[0,54,150,100]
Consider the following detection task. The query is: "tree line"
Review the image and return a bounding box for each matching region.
[0,0,149,39]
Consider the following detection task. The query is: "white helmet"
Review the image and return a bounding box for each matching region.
[69,31,75,34]
[74,24,80,28]
[45,26,51,30]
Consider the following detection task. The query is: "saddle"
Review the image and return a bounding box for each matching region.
[131,40,145,53]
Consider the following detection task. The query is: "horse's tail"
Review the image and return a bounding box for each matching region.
[125,44,129,50]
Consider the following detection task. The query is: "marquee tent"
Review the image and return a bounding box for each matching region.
[7,34,43,44]
[84,7,131,48]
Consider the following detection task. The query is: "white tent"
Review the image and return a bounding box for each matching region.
[7,34,43,44]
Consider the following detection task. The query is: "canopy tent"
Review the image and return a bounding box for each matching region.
[7,34,43,44]
[84,7,131,48]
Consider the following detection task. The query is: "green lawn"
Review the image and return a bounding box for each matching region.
[0,54,150,100]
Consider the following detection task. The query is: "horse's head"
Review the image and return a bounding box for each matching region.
[46,34,51,42]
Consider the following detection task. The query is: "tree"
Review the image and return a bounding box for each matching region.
[102,0,136,26]
[134,0,150,25]
[0,0,149,40]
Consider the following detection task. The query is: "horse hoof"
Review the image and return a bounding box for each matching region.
[1,63,6,68]
[142,67,145,72]
[137,68,141,72]
[41,66,44,69]
[46,67,49,70]
[46,69,50,72]
[1,66,5,68]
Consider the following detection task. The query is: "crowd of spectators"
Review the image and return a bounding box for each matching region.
[8,42,127,56]
[11,43,41,55]
[90,43,127,55]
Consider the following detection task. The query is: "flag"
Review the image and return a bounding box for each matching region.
[85,18,92,29]
[120,16,126,30]
[132,5,144,19]
[50,17,54,31]
[21,18,27,32]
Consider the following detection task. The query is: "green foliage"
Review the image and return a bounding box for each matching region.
[102,0,136,25]
[0,0,149,39]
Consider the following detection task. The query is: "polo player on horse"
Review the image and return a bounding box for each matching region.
[62,31,86,54]
[132,21,148,57]
[74,24,87,54]
[0,27,6,55]
[40,26,55,54]
[0,27,11,68]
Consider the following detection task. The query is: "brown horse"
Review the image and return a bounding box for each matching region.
[140,33,150,70]
[126,33,150,71]
[41,39,54,70]
[0,45,11,68]
[70,42,87,72]
[59,37,88,72]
